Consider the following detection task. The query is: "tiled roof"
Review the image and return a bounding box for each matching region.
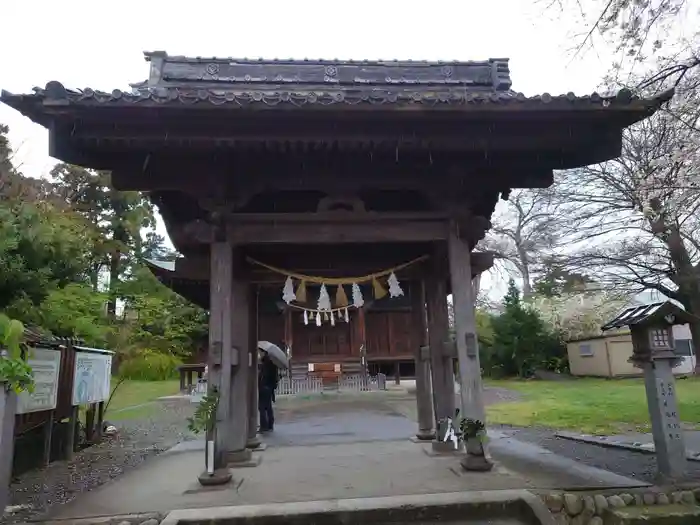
[0,50,674,112]
[2,81,674,112]
[601,301,692,331]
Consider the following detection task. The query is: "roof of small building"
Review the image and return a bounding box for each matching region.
[601,301,694,331]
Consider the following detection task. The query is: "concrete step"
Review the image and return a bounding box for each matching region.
[160,491,554,525]
[605,504,700,524]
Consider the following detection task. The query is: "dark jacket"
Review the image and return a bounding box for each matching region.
[259,355,278,392]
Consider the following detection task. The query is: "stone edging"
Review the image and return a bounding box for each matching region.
[555,431,700,462]
[542,488,700,524]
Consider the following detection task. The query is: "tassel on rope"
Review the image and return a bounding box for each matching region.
[352,283,364,308]
[330,312,335,326]
[344,308,350,322]
[323,312,330,321]
[316,312,322,326]
[372,278,387,300]
[282,276,296,304]
[335,285,349,307]
[318,284,331,311]
[296,280,307,303]
[387,272,404,298]
[303,310,309,325]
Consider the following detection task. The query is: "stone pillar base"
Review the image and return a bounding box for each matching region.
[431,439,464,454]
[226,448,261,468]
[246,435,262,449]
[460,454,494,472]
[198,468,232,486]
[415,430,436,441]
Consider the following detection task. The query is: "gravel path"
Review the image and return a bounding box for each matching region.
[504,425,700,484]
[3,398,196,524]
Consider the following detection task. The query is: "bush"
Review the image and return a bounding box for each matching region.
[118,350,182,381]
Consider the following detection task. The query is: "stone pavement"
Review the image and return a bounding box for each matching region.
[46,391,648,520]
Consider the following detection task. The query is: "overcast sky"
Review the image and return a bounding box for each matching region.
[1,0,617,301]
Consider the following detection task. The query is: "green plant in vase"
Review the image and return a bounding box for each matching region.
[459,417,493,472]
[0,314,34,394]
[187,389,219,434]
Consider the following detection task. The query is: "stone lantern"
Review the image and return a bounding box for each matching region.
[602,301,694,481]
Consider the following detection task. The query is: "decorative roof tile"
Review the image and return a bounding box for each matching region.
[0,51,674,117]
[2,81,673,112]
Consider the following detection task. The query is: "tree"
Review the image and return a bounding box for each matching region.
[51,164,157,314]
[490,280,565,377]
[116,265,208,357]
[0,201,93,312]
[550,0,699,90]
[532,261,595,297]
[552,72,700,359]
[480,188,562,297]
[530,291,628,341]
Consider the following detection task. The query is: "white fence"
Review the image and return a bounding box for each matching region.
[191,373,388,401]
[276,376,324,396]
[337,373,387,392]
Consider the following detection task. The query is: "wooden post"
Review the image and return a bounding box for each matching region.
[65,405,79,460]
[43,411,55,467]
[447,219,486,424]
[96,402,105,441]
[85,404,95,443]
[425,267,456,442]
[199,241,233,484]
[358,308,367,376]
[0,388,17,513]
[411,280,434,440]
[284,307,293,378]
[247,285,261,449]
[227,271,251,465]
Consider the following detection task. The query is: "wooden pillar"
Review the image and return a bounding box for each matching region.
[227,271,251,464]
[425,266,455,434]
[357,308,368,376]
[411,280,434,440]
[283,307,293,378]
[447,220,486,424]
[203,241,233,480]
[42,411,55,467]
[247,285,261,449]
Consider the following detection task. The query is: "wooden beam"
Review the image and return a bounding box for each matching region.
[74,117,616,152]
[227,221,446,244]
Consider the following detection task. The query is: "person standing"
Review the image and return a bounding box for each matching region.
[258,350,279,432]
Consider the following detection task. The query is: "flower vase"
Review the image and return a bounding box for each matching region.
[460,435,494,472]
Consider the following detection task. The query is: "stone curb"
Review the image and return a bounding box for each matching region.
[555,431,700,462]
[159,490,555,525]
[35,512,164,525]
[540,486,700,524]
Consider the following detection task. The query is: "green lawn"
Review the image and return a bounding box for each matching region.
[486,377,700,435]
[106,379,180,414]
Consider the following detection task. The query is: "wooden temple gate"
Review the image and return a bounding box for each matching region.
[1,51,670,479]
